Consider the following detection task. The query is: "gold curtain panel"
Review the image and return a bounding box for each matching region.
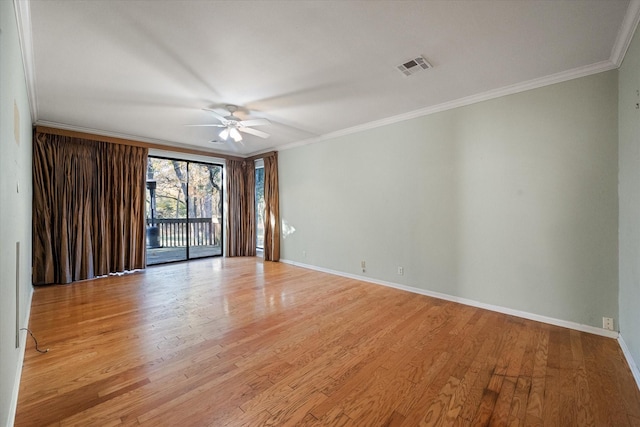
[32,131,148,285]
[263,152,280,261]
[225,159,256,257]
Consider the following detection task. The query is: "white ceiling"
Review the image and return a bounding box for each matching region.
[19,0,639,156]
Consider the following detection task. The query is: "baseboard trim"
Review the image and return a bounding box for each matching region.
[618,334,640,392]
[7,286,33,427]
[280,259,619,339]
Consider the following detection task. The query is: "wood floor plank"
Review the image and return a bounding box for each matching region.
[525,326,549,424]
[14,257,640,426]
[489,377,516,426]
[420,375,460,426]
[506,376,531,426]
[582,333,637,426]
[442,339,494,424]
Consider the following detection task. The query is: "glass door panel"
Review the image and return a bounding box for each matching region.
[187,163,223,259]
[146,158,188,265]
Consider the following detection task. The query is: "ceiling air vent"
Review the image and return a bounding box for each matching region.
[397,56,432,77]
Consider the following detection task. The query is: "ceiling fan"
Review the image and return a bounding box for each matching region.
[187,105,271,144]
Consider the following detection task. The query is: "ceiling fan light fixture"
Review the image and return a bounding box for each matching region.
[194,105,270,144]
[230,128,242,142]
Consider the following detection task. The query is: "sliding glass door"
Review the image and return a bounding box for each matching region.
[146,156,223,265]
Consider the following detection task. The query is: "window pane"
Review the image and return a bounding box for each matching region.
[255,166,265,249]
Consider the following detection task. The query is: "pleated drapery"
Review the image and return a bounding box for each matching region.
[32,131,148,285]
[225,159,256,257]
[262,152,280,261]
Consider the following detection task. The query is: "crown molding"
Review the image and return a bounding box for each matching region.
[278,0,640,154]
[278,59,618,153]
[13,0,38,123]
[611,0,640,67]
[17,0,638,156]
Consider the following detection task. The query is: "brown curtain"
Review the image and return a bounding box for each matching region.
[32,131,147,285]
[262,152,280,261]
[225,159,256,256]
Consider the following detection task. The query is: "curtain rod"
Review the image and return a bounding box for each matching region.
[247,151,277,162]
[35,125,249,162]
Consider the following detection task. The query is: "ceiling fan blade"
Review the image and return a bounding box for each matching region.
[238,118,271,127]
[202,108,228,123]
[185,124,226,127]
[239,127,270,139]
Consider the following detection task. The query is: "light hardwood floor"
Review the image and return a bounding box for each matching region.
[15,257,640,426]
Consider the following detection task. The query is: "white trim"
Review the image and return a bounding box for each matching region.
[280,259,619,339]
[611,0,640,67]
[13,0,38,123]
[276,60,617,154]
[268,1,640,156]
[619,334,640,392]
[32,57,624,160]
[7,286,33,427]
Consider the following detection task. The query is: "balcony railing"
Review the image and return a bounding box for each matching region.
[146,218,221,248]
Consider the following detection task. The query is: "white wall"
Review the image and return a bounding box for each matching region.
[1,1,34,425]
[619,25,640,376]
[279,70,619,329]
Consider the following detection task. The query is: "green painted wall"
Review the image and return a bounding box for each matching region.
[619,25,640,373]
[1,1,34,424]
[280,70,619,329]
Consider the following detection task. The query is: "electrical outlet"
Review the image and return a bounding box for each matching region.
[397,266,404,275]
[603,317,614,331]
[361,260,366,273]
